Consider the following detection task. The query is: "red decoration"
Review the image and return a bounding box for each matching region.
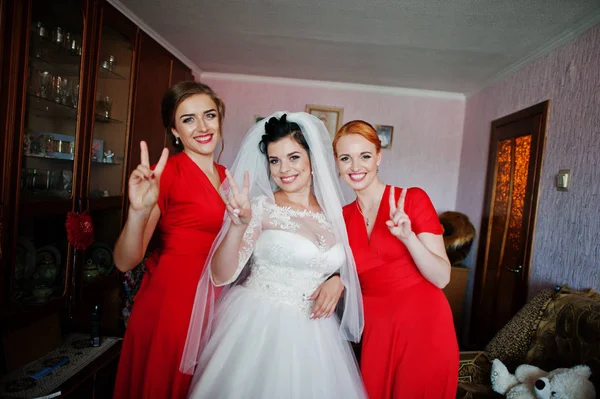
[65,211,95,250]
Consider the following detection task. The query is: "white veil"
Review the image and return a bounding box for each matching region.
[179,111,363,375]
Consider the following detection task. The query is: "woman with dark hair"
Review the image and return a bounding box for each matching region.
[333,120,458,398]
[113,81,227,399]
[184,112,366,398]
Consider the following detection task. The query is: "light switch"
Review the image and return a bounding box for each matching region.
[556,169,570,191]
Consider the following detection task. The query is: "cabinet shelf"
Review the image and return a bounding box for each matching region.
[32,56,128,81]
[4,295,68,330]
[99,65,126,80]
[27,92,78,120]
[20,198,73,216]
[89,196,123,211]
[25,153,75,162]
[95,113,123,124]
[10,285,67,309]
[24,153,121,165]
[82,272,118,291]
[30,33,82,66]
[29,55,80,78]
[27,93,124,124]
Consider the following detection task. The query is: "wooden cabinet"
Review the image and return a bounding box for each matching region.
[0,0,192,378]
[171,58,194,86]
[129,33,195,173]
[129,32,172,173]
[442,266,470,336]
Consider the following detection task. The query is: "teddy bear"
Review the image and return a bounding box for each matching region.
[491,358,596,398]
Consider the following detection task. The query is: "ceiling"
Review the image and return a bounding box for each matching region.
[112,0,600,94]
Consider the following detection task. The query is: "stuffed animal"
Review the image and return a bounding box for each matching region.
[438,211,475,265]
[491,358,596,398]
[534,367,596,399]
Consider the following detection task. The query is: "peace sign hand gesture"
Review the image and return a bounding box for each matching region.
[385,187,413,241]
[128,141,169,212]
[224,170,252,225]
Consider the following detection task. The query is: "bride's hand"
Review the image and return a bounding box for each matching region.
[224,170,251,225]
[309,275,344,319]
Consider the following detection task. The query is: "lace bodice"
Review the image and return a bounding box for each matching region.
[219,196,345,314]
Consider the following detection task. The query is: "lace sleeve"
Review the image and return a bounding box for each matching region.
[212,196,266,287]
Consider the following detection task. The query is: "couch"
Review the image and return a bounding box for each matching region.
[456,286,600,398]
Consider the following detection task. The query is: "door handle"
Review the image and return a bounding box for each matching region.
[505,265,523,273]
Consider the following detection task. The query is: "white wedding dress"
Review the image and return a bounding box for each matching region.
[188,196,366,399]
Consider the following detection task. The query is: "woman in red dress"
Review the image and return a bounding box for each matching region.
[112,82,227,399]
[333,120,458,398]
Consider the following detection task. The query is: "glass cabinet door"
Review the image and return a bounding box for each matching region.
[84,9,136,287]
[13,0,84,308]
[88,21,134,200]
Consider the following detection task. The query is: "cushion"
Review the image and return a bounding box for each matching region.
[458,351,493,384]
[484,288,554,369]
[525,286,600,389]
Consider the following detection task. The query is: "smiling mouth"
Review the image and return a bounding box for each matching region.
[349,172,367,182]
[194,134,213,144]
[280,175,298,184]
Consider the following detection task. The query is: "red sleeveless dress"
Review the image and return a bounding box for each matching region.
[343,185,458,399]
[114,152,226,399]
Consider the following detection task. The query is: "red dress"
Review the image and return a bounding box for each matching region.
[343,185,458,399]
[114,152,226,399]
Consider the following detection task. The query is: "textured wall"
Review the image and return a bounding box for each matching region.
[456,23,600,333]
[201,75,466,212]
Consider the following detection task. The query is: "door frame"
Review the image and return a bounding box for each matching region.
[470,100,549,345]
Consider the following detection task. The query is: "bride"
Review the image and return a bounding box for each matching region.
[181,112,366,398]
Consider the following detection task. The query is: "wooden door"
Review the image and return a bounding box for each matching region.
[0,0,9,324]
[470,101,548,346]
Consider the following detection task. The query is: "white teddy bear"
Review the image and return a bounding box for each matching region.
[490,359,596,399]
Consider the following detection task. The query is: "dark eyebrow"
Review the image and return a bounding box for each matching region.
[268,151,301,160]
[179,109,217,119]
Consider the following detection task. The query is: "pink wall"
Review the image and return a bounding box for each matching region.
[457,24,600,325]
[200,75,466,211]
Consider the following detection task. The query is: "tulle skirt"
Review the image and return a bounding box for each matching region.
[187,285,367,399]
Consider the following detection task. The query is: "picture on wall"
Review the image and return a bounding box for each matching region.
[376,125,394,149]
[305,105,344,138]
